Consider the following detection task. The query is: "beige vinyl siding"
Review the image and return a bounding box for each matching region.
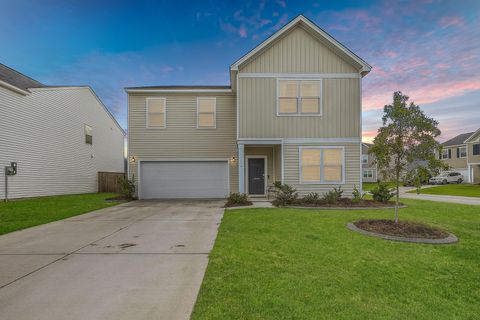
[467,143,480,164]
[0,86,125,199]
[283,143,360,196]
[239,26,359,73]
[238,77,360,138]
[439,146,469,169]
[128,92,238,194]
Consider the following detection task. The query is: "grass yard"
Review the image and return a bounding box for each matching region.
[362,181,396,191]
[0,193,121,235]
[408,184,480,198]
[192,199,480,320]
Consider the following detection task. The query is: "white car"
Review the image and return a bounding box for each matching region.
[429,172,464,185]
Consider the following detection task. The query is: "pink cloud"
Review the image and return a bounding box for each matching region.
[384,51,398,58]
[238,26,247,38]
[439,16,465,28]
[363,80,480,111]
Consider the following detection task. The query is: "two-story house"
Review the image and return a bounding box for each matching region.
[0,63,125,199]
[438,129,480,183]
[362,143,377,182]
[126,15,371,199]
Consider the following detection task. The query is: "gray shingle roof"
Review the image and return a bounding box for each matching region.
[0,63,44,91]
[125,85,231,90]
[442,132,474,146]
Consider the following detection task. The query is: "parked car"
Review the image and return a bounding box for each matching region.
[429,172,464,185]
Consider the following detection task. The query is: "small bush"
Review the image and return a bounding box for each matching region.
[323,186,343,204]
[225,193,251,207]
[303,192,321,204]
[273,182,298,206]
[118,175,135,199]
[371,182,395,203]
[352,185,365,203]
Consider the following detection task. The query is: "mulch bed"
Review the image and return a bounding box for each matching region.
[285,198,401,208]
[354,219,449,239]
[224,200,253,208]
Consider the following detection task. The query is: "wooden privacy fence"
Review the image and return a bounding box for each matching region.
[98,171,126,193]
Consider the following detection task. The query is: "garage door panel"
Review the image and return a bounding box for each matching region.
[140,161,228,199]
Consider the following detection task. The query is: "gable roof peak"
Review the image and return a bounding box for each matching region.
[230,14,371,76]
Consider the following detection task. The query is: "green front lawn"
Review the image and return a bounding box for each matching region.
[408,184,480,198]
[192,199,480,319]
[0,193,121,235]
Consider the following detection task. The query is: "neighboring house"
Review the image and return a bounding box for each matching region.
[437,129,480,183]
[126,15,371,199]
[361,143,377,182]
[0,63,125,199]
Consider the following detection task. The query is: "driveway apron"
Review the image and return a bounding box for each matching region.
[0,200,224,320]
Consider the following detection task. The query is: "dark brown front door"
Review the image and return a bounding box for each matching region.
[248,158,265,195]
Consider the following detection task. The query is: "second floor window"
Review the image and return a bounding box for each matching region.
[440,149,450,159]
[362,154,368,164]
[197,98,216,128]
[85,124,93,145]
[147,98,166,128]
[457,146,467,158]
[278,79,321,115]
[474,144,480,155]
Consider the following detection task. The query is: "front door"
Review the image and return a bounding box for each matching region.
[248,158,265,195]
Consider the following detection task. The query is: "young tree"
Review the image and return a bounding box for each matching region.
[369,91,444,223]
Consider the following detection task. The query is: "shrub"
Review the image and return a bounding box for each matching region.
[371,182,395,203]
[352,185,365,203]
[323,186,343,204]
[118,175,135,199]
[225,193,251,207]
[273,182,298,206]
[303,192,321,204]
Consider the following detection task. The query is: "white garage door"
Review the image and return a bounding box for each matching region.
[139,161,229,199]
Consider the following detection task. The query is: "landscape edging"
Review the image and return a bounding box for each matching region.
[284,204,407,210]
[347,223,458,244]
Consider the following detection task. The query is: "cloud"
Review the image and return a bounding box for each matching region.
[439,16,465,28]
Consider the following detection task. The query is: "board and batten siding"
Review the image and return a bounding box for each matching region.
[0,86,125,199]
[238,26,359,73]
[238,77,360,138]
[128,92,238,194]
[283,143,361,196]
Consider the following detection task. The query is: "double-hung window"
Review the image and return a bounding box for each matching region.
[362,154,368,164]
[146,98,166,128]
[440,149,449,159]
[197,98,216,128]
[278,79,321,115]
[363,170,373,178]
[458,146,467,158]
[300,147,344,184]
[473,144,480,156]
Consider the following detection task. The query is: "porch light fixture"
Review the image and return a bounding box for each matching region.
[129,156,137,163]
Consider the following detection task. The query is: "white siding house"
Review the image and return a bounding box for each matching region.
[0,64,125,199]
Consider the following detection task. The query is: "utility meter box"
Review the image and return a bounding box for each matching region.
[5,162,17,176]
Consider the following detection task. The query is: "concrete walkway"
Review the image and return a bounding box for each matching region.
[0,200,224,320]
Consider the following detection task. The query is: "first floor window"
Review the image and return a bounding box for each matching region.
[197,97,216,128]
[147,98,166,128]
[300,147,343,183]
[363,170,373,178]
[84,124,92,145]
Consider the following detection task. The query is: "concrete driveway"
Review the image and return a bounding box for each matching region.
[0,200,224,320]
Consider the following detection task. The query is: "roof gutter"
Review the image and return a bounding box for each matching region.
[124,88,233,93]
[0,80,30,95]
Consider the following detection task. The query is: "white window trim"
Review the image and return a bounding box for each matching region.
[362,154,368,164]
[363,169,374,178]
[146,97,167,129]
[276,78,323,117]
[441,149,449,159]
[84,124,93,145]
[298,146,345,184]
[196,97,217,129]
[459,146,467,158]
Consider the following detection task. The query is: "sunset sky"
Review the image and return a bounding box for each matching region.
[1,0,478,142]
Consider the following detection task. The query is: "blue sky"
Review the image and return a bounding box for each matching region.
[1,0,479,141]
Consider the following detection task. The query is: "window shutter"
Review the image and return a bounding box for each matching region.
[448,149,451,159]
[457,148,460,158]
